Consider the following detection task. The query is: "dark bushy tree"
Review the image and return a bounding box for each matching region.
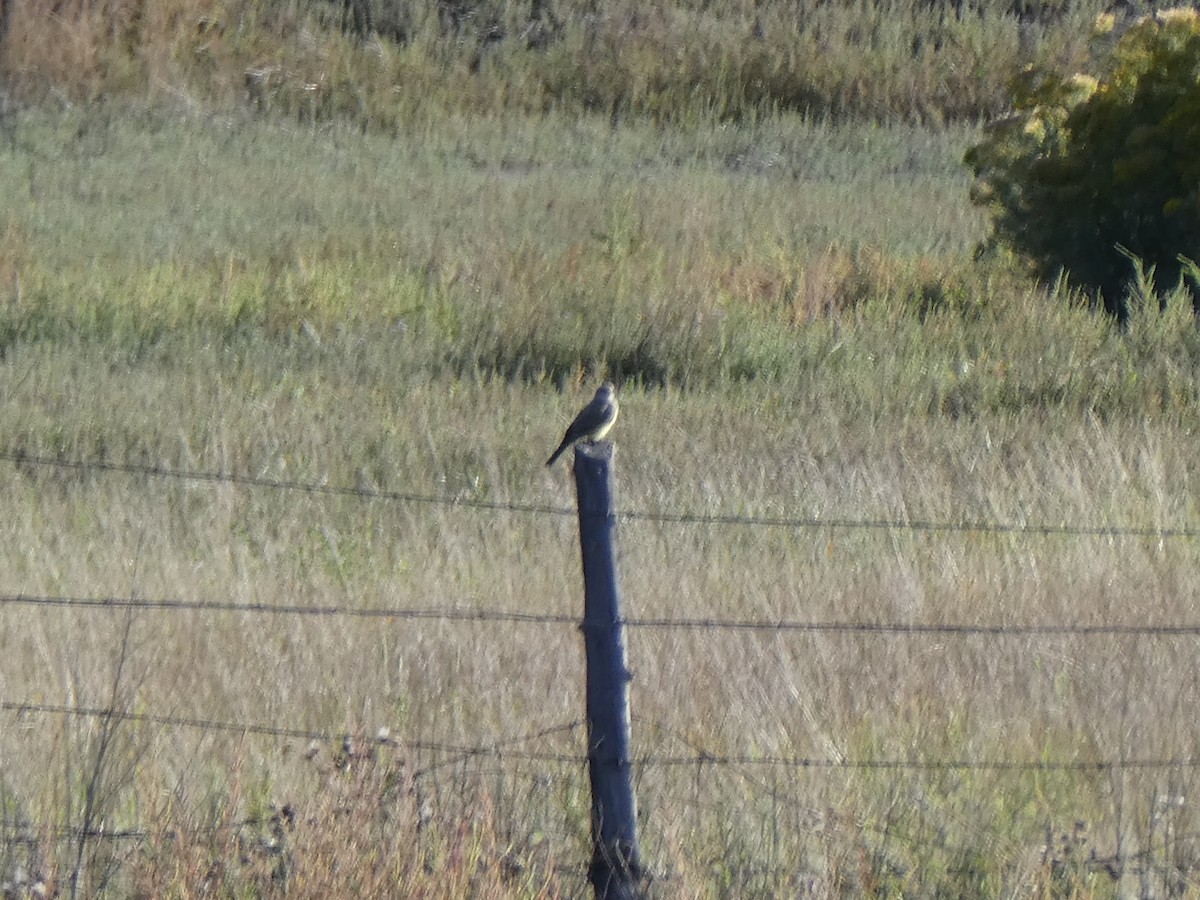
[965,9,1200,318]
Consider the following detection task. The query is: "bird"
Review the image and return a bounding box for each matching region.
[545,382,619,466]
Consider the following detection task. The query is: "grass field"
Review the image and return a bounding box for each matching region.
[4,2,1200,897]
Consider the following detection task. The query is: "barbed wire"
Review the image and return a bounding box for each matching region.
[627,616,1200,636]
[0,592,577,625]
[6,698,1200,775]
[5,591,1200,637]
[1,816,270,845]
[1,700,586,772]
[0,700,553,759]
[627,509,1200,539]
[0,449,574,519]
[7,449,1200,877]
[2,448,1196,539]
[411,720,584,778]
[635,753,1200,771]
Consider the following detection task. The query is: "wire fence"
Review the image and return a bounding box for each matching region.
[4,591,1200,636]
[3,448,1197,539]
[4,446,1200,888]
[7,695,1200,895]
[5,697,1200,775]
[3,447,1200,771]
[0,818,271,846]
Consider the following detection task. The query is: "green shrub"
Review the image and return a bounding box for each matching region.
[965,8,1200,318]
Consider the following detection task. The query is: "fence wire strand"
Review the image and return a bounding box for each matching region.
[4,591,1200,637]
[5,698,1199,775]
[0,700,573,761]
[3,448,1198,539]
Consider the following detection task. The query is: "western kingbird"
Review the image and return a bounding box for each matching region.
[546,382,619,466]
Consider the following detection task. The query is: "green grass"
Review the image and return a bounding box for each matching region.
[1,105,991,386]
[4,96,1200,895]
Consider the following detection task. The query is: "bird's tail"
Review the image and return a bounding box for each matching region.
[545,441,570,467]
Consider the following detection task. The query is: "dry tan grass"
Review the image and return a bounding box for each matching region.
[4,337,1200,894]
[0,95,1197,894]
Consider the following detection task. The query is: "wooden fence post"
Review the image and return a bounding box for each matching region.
[572,442,644,900]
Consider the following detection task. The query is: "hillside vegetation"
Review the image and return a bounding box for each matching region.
[3,2,1200,898]
[0,0,1132,125]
